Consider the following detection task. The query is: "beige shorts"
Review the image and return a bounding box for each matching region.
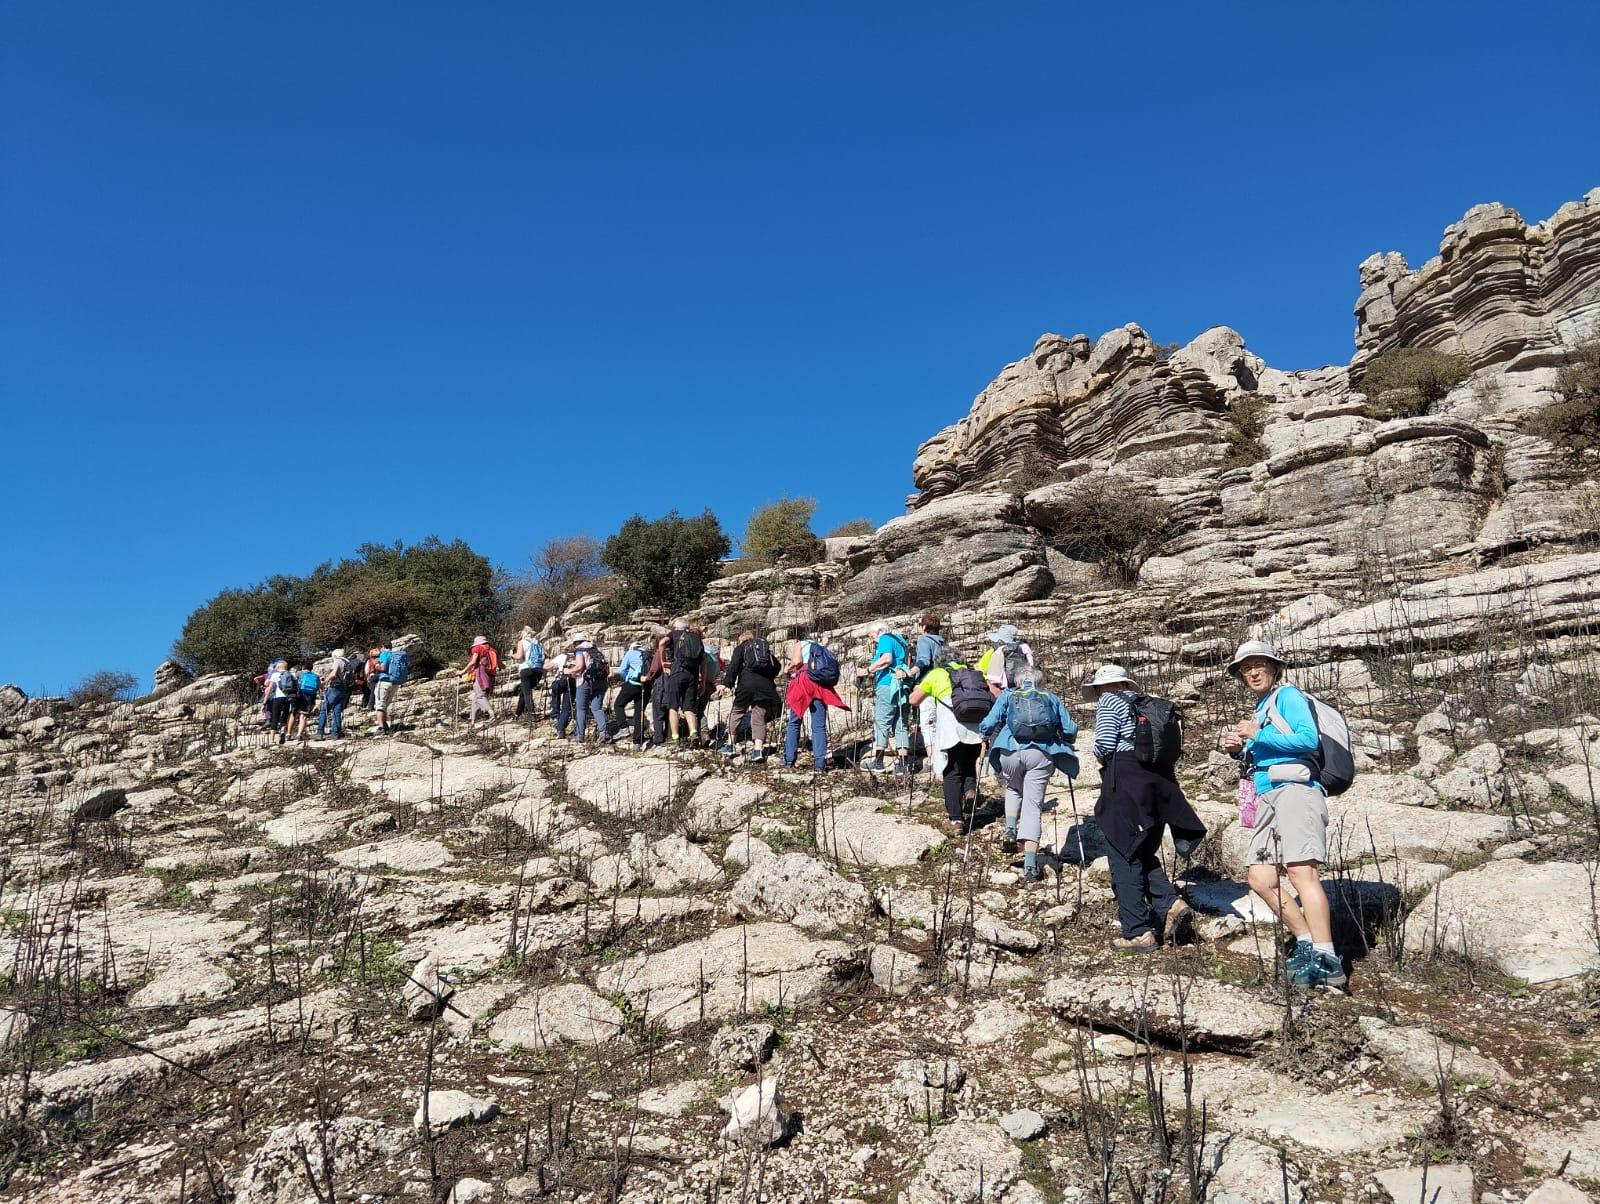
[1246,783,1328,867]
[373,680,398,710]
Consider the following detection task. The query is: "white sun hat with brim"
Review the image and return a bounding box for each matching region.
[1080,663,1138,703]
[1226,639,1287,679]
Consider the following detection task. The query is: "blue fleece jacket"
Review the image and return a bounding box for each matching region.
[617,647,646,685]
[1246,684,1321,794]
[979,688,1080,779]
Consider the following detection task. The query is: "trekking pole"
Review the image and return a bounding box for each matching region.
[962,751,978,868]
[1066,775,1086,865]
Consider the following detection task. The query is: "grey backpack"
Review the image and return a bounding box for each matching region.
[1264,687,1355,796]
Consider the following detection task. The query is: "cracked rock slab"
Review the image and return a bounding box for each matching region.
[1044,974,1280,1051]
[487,983,625,1050]
[594,922,859,1031]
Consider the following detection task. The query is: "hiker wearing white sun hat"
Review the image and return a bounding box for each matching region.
[1220,638,1345,990]
[1084,662,1204,952]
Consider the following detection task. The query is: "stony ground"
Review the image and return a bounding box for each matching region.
[1,656,1598,1204]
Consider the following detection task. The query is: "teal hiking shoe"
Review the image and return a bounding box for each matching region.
[1314,950,1349,990]
[1284,942,1317,985]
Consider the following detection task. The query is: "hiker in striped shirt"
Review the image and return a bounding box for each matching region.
[1083,664,1202,953]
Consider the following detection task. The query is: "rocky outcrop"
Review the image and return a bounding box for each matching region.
[909,325,1259,506]
[151,659,192,696]
[1354,188,1600,375]
[673,191,1600,636]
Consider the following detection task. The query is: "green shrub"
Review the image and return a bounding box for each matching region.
[601,510,730,620]
[1358,347,1471,419]
[1221,393,1271,469]
[67,670,139,707]
[174,580,307,677]
[825,518,874,538]
[299,577,431,651]
[174,537,500,676]
[1037,474,1175,585]
[1528,336,1600,454]
[742,498,820,566]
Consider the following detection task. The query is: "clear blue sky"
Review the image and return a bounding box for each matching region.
[3,2,1598,696]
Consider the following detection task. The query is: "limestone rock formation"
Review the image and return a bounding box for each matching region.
[655,190,1600,639]
[1354,188,1600,375]
[151,659,192,696]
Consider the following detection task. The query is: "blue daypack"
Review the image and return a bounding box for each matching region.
[1008,688,1058,744]
[524,639,545,669]
[298,671,320,696]
[805,642,841,687]
[385,648,410,685]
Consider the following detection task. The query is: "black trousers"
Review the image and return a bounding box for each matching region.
[940,742,980,822]
[517,667,544,717]
[267,697,291,730]
[649,676,669,744]
[610,680,646,743]
[1106,826,1179,939]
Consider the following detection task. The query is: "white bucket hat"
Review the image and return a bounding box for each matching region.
[1226,640,1286,678]
[984,623,1021,646]
[1080,664,1137,703]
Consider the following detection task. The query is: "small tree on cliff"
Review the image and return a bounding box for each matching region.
[1038,473,1175,586]
[1357,347,1470,419]
[509,535,608,628]
[742,498,821,566]
[601,510,731,619]
[1530,335,1600,455]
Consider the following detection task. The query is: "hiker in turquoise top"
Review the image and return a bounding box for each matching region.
[864,622,912,774]
[1221,639,1344,991]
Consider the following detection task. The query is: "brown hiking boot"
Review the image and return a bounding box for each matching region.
[1164,899,1196,946]
[1109,931,1159,954]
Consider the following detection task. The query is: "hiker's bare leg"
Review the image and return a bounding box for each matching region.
[1247,863,1310,939]
[1285,862,1332,945]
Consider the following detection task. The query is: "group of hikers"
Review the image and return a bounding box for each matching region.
[255,643,409,742]
[255,617,1351,990]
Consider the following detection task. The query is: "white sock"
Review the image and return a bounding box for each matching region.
[1313,941,1336,956]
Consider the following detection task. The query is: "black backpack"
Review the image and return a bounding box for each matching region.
[1130,694,1184,768]
[745,636,774,673]
[332,657,359,690]
[583,646,609,687]
[1000,643,1031,686]
[947,665,993,724]
[279,670,300,697]
[672,629,703,673]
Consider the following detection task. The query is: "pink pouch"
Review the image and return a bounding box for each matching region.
[1236,777,1259,829]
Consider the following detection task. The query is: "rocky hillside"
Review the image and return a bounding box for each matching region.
[2,191,1599,1204]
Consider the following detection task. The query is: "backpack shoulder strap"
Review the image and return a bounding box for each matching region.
[1263,686,1293,737]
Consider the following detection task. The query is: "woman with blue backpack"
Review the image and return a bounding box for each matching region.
[286,661,320,743]
[1083,664,1204,952]
[978,667,1079,882]
[1221,640,1346,989]
[864,622,914,775]
[782,637,847,771]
